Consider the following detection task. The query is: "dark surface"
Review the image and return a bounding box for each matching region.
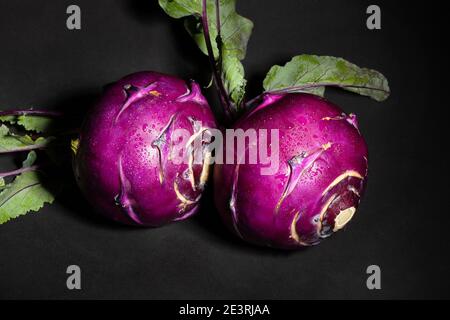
[0,0,448,299]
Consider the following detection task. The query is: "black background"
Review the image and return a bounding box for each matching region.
[0,0,448,299]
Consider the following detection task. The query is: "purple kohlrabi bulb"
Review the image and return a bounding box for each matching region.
[73,71,216,226]
[214,93,368,249]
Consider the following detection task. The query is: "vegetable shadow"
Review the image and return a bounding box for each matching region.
[192,177,304,256]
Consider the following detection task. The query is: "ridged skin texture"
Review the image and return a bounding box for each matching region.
[214,93,368,249]
[74,72,216,226]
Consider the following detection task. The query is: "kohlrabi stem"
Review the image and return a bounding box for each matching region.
[245,83,390,109]
[0,109,63,117]
[201,0,233,123]
[0,165,39,178]
[245,93,265,110]
[215,0,223,75]
[0,143,48,154]
[268,83,390,95]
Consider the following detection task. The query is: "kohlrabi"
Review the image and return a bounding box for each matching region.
[72,72,216,226]
[1,0,390,252]
[161,0,390,248]
[214,93,369,248]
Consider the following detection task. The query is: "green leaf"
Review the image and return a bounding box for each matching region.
[22,151,37,167]
[0,115,17,124]
[159,0,203,19]
[0,114,54,133]
[0,124,52,153]
[222,51,246,105]
[70,138,80,156]
[0,170,54,224]
[263,55,390,101]
[159,0,253,108]
[17,115,54,133]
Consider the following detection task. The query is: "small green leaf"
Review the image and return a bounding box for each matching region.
[0,114,54,133]
[0,124,53,153]
[222,50,246,106]
[0,115,17,124]
[159,0,202,19]
[17,115,54,133]
[70,138,80,156]
[0,170,54,224]
[263,55,390,101]
[159,0,253,108]
[22,151,37,167]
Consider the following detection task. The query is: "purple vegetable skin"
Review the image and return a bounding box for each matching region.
[214,93,368,249]
[73,71,216,226]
